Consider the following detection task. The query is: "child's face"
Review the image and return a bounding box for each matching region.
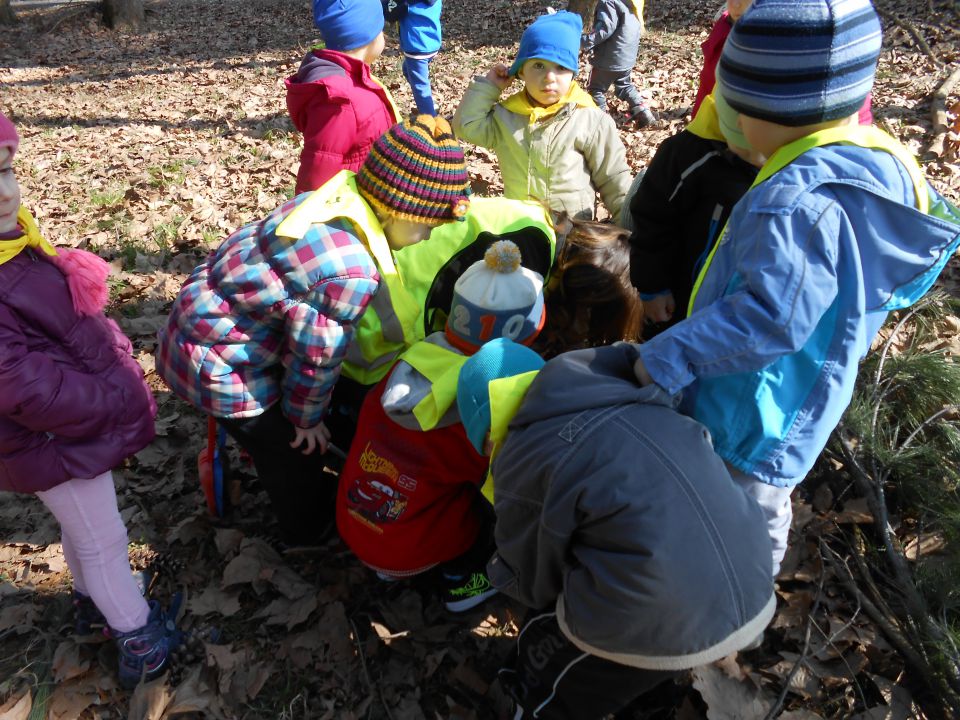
[518,59,574,107]
[737,114,794,159]
[0,147,21,234]
[383,217,433,250]
[364,32,386,64]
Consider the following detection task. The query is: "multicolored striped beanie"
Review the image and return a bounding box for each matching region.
[717,0,881,127]
[357,114,471,227]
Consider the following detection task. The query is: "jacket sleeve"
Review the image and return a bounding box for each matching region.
[629,133,719,295]
[638,195,842,395]
[489,434,572,610]
[282,272,380,428]
[0,306,126,438]
[583,111,633,223]
[452,77,504,151]
[296,97,356,193]
[587,0,619,47]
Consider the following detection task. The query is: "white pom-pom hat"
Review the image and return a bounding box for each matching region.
[445,240,546,354]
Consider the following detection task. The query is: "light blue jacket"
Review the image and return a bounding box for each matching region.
[639,143,960,488]
[399,0,442,55]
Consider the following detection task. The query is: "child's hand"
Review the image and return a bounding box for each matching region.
[291,422,332,456]
[644,292,676,324]
[634,356,654,387]
[485,63,513,91]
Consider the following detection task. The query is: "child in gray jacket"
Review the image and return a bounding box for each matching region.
[456,340,776,720]
[582,0,655,127]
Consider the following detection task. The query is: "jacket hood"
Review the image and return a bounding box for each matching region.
[753,143,960,312]
[289,49,350,86]
[512,343,676,427]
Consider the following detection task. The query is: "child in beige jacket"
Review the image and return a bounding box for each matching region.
[453,10,633,223]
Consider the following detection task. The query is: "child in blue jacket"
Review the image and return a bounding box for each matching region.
[634,0,960,575]
[383,0,443,115]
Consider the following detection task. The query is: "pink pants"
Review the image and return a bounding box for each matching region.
[36,471,149,633]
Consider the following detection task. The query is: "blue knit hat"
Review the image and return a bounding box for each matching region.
[717,0,881,127]
[313,0,384,52]
[456,338,545,455]
[508,10,582,77]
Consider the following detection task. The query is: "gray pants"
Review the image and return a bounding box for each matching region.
[587,66,644,111]
[726,463,794,577]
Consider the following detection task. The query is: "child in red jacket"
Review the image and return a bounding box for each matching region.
[336,240,545,611]
[286,0,398,194]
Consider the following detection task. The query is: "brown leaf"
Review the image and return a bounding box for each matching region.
[0,687,32,720]
[128,674,173,720]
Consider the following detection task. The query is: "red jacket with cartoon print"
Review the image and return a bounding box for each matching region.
[285,49,397,195]
[336,366,488,577]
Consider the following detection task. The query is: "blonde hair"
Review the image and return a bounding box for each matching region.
[533,218,643,360]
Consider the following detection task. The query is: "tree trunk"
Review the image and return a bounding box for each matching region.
[102,0,145,30]
[567,0,598,31]
[0,0,17,25]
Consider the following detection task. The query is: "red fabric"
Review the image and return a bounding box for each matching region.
[285,50,398,195]
[336,378,489,575]
[692,13,733,118]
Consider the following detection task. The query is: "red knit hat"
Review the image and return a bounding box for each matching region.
[0,111,19,159]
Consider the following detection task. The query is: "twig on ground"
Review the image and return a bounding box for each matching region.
[349,615,396,720]
[926,65,960,158]
[878,10,941,67]
[762,542,827,720]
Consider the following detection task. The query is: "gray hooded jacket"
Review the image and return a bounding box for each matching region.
[583,0,642,72]
[488,343,776,670]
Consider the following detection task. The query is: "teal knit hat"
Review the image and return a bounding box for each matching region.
[456,338,545,455]
[508,10,582,77]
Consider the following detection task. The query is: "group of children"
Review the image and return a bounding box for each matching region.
[4,0,960,717]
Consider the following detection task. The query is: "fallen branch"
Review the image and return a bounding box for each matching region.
[926,65,960,158]
[878,11,941,68]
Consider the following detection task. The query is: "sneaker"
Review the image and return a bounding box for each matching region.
[443,571,498,612]
[72,591,107,636]
[114,599,182,689]
[628,105,657,128]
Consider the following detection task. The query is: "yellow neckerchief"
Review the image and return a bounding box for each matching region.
[685,91,724,142]
[628,0,644,20]
[0,207,58,266]
[480,369,540,503]
[398,340,469,430]
[687,124,929,315]
[369,74,401,121]
[501,82,596,125]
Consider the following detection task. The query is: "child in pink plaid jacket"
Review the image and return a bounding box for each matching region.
[157,116,471,545]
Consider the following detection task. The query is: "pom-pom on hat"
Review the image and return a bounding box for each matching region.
[0,111,19,159]
[313,0,384,52]
[717,0,881,127]
[508,10,582,77]
[445,240,545,354]
[357,114,472,227]
[456,338,545,455]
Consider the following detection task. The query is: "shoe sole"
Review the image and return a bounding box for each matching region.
[444,587,498,613]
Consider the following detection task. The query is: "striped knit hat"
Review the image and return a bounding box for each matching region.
[717,0,881,127]
[357,115,471,227]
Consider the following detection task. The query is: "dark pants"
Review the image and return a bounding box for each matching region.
[587,66,644,111]
[500,612,679,720]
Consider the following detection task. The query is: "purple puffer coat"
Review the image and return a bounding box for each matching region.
[0,249,156,493]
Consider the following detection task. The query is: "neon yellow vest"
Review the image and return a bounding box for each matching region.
[687,125,929,315]
[354,197,556,384]
[482,370,540,503]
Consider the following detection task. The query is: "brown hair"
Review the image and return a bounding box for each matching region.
[533,218,643,360]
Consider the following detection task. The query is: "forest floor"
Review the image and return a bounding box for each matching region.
[1,0,960,718]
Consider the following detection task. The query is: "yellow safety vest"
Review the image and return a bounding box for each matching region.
[688,125,929,315]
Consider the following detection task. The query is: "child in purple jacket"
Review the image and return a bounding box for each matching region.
[0,111,174,688]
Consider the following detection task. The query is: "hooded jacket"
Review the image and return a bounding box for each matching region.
[488,343,776,669]
[285,49,397,195]
[583,0,642,72]
[453,79,632,222]
[639,138,960,488]
[0,242,156,493]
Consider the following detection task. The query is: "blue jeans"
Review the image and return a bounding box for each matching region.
[403,53,437,115]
